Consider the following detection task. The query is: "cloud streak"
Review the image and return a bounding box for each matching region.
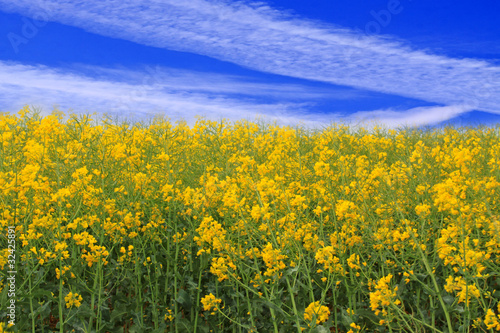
[347,104,475,129]
[75,64,364,101]
[0,61,340,127]
[1,0,499,119]
[0,61,472,129]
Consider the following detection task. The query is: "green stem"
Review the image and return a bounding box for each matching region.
[245,288,257,332]
[96,262,103,331]
[193,256,206,333]
[174,222,179,333]
[286,278,302,333]
[400,208,453,333]
[58,262,64,333]
[420,250,453,333]
[29,273,35,333]
[88,266,99,330]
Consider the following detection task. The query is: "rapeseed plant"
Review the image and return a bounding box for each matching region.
[0,108,499,332]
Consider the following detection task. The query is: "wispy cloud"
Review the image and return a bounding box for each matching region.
[0,61,340,127]
[0,61,478,129]
[1,0,499,120]
[74,64,364,101]
[347,104,475,129]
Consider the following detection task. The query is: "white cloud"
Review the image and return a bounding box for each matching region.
[347,104,475,129]
[74,64,364,101]
[0,61,334,127]
[0,61,477,129]
[0,0,499,118]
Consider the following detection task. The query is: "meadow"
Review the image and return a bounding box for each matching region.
[0,106,499,332]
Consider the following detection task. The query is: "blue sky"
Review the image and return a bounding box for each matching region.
[0,0,499,129]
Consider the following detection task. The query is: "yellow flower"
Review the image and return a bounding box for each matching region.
[0,322,15,332]
[347,253,361,271]
[444,276,480,305]
[415,203,431,217]
[210,256,236,282]
[54,241,68,253]
[483,304,500,330]
[81,245,109,267]
[369,274,401,316]
[0,249,9,270]
[350,322,361,331]
[164,308,174,321]
[55,266,71,279]
[315,246,344,275]
[64,292,83,308]
[304,301,330,325]
[261,242,287,278]
[201,293,222,314]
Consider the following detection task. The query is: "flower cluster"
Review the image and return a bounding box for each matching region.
[444,276,480,305]
[201,293,222,314]
[64,292,83,308]
[369,274,401,316]
[304,301,330,325]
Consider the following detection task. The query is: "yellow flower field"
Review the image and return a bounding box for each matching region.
[1,106,500,332]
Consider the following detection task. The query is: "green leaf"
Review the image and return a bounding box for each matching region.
[110,308,129,324]
[128,326,141,333]
[29,300,51,318]
[356,308,379,324]
[176,289,192,309]
[30,288,55,300]
[442,294,455,306]
[340,310,353,327]
[311,325,329,333]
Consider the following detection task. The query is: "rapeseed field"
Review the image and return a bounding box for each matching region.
[1,106,499,332]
